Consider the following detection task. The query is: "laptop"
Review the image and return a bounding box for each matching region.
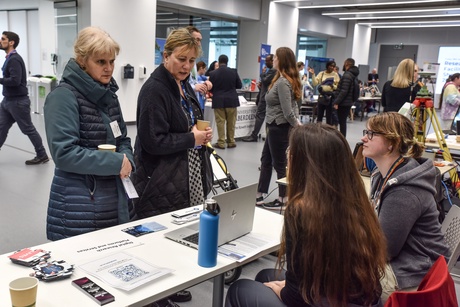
[164,183,258,249]
[443,105,460,135]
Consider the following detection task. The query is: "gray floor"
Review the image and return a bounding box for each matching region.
[1,110,459,306]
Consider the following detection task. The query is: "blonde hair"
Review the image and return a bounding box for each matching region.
[74,27,120,64]
[367,112,425,158]
[163,28,202,58]
[391,58,416,88]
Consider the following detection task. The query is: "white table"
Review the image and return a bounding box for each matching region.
[204,102,262,141]
[0,208,283,307]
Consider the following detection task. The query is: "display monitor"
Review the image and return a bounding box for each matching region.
[448,106,460,135]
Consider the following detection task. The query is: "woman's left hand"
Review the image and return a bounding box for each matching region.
[119,154,132,179]
[264,280,285,300]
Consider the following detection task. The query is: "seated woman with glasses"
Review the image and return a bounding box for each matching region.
[225,124,387,307]
[361,112,450,303]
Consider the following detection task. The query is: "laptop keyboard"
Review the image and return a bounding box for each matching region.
[183,233,199,244]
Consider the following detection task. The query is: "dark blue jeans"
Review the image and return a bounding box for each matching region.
[0,97,46,157]
[258,122,290,198]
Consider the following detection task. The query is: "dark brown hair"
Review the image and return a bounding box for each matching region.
[271,47,302,100]
[278,124,387,307]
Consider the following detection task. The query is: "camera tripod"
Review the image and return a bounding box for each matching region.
[412,96,458,183]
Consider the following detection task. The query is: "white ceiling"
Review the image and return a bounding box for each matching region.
[273,0,460,28]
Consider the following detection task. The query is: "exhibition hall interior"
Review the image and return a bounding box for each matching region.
[2,0,460,306]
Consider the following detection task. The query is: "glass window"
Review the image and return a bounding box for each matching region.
[54,1,78,79]
[156,7,239,68]
[297,34,327,63]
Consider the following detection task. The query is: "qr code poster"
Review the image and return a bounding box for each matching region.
[79,252,173,291]
[109,264,149,282]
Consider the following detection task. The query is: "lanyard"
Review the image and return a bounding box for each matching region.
[180,81,195,127]
[372,156,405,214]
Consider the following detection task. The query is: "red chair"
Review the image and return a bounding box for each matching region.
[384,256,458,307]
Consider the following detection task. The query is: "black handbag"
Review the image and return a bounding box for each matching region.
[317,94,331,106]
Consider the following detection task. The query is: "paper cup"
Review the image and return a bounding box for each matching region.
[196,120,210,131]
[98,144,116,152]
[9,277,38,307]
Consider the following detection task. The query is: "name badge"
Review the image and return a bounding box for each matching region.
[110,121,122,138]
[122,177,139,199]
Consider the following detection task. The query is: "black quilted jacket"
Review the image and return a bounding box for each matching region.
[131,64,212,219]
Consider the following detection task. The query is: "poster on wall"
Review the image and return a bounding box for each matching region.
[155,38,166,66]
[260,44,271,75]
[435,47,460,96]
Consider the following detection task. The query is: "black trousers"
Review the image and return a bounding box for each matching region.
[316,102,333,125]
[225,269,287,307]
[250,98,266,138]
[258,123,290,198]
[336,106,352,137]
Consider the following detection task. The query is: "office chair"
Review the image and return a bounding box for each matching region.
[441,204,460,276]
[384,256,458,307]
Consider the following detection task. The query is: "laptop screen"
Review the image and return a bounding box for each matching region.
[449,105,460,135]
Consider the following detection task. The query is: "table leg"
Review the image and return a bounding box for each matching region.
[212,273,225,307]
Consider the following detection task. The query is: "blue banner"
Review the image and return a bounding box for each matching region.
[155,38,166,66]
[260,44,271,75]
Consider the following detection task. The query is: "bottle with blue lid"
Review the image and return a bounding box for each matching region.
[198,199,220,267]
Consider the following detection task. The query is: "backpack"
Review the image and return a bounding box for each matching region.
[351,75,360,102]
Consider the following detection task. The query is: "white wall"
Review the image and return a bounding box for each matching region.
[237,0,271,80]
[79,0,157,122]
[352,23,371,66]
[267,2,298,52]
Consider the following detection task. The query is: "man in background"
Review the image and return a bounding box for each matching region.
[242,54,275,142]
[0,31,49,165]
[209,54,242,149]
[368,68,379,86]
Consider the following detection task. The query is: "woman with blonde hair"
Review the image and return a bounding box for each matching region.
[44,27,134,240]
[381,58,421,112]
[226,124,388,307]
[256,47,301,209]
[362,112,450,302]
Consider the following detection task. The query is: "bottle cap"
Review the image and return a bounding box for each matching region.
[204,199,220,216]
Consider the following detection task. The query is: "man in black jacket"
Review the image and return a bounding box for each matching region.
[209,54,242,149]
[333,58,359,137]
[0,31,49,164]
[242,54,275,142]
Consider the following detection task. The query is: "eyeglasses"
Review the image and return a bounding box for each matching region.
[363,129,384,140]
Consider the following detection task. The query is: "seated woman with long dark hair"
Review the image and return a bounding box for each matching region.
[226,124,388,307]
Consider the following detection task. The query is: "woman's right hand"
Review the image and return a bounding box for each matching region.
[119,154,132,179]
[307,67,314,74]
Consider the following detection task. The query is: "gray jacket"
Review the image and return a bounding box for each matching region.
[265,76,299,127]
[370,157,450,289]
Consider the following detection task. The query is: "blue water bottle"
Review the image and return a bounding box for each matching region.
[198,199,220,267]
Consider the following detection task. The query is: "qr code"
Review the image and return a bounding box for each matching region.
[109,264,148,282]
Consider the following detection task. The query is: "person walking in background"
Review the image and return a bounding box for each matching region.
[256,47,300,210]
[186,26,212,111]
[242,54,275,142]
[226,124,387,307]
[209,54,242,149]
[0,31,49,165]
[44,27,134,241]
[333,58,359,137]
[362,112,450,303]
[308,60,340,125]
[439,73,460,120]
[381,58,420,113]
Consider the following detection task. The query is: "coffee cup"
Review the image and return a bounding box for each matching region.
[196,120,210,131]
[9,277,38,307]
[98,144,116,152]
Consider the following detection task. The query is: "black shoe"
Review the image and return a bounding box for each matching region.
[242,135,257,142]
[263,199,284,210]
[169,290,192,302]
[147,298,180,307]
[25,155,49,165]
[256,196,264,206]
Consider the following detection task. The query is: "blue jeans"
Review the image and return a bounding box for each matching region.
[0,97,46,157]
